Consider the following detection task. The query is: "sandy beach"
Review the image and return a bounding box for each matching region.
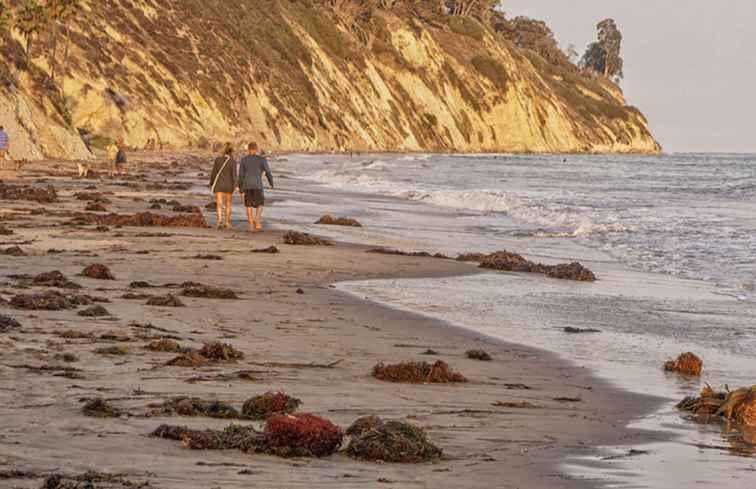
[0,152,668,488]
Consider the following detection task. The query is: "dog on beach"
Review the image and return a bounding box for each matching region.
[77,162,93,178]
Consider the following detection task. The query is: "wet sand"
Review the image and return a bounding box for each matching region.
[0,153,663,488]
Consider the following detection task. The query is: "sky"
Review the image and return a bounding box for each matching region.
[504,1,756,153]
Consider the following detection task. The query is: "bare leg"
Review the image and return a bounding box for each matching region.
[215,193,224,228]
[246,207,255,231]
[223,193,233,228]
[254,206,264,230]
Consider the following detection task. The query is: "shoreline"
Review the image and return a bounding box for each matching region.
[1,154,668,488]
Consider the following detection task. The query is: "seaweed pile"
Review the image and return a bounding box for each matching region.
[80,264,115,280]
[678,385,756,429]
[242,391,302,420]
[664,352,703,376]
[10,290,97,310]
[315,215,362,227]
[0,182,58,203]
[372,360,467,383]
[477,251,596,282]
[346,416,442,463]
[283,231,333,246]
[152,413,343,458]
[166,341,244,367]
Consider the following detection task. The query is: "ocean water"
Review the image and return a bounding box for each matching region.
[236,153,756,487]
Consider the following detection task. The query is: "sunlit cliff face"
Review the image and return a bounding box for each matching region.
[1,0,659,159]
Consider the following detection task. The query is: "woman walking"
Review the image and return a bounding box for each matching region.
[209,143,238,229]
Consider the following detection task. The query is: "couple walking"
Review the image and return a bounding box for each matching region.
[209,142,274,231]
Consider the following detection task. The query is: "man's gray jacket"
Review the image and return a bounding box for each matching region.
[238,155,274,190]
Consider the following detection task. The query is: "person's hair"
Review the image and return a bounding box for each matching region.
[0,126,4,131]
[222,142,233,156]
[247,142,258,152]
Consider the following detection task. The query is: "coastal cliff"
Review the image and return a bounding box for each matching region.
[0,0,660,159]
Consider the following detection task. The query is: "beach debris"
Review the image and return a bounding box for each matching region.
[173,204,198,213]
[345,417,442,463]
[152,415,343,458]
[100,330,130,341]
[80,263,115,280]
[1,245,26,256]
[264,413,344,457]
[545,262,597,281]
[0,225,13,235]
[146,339,183,352]
[421,349,439,355]
[283,231,333,246]
[252,246,280,253]
[564,327,601,334]
[315,215,362,227]
[466,349,492,361]
[465,250,598,282]
[0,314,21,332]
[478,250,544,273]
[10,291,83,310]
[146,294,186,307]
[85,202,108,212]
[493,400,539,409]
[74,191,111,203]
[151,397,240,419]
[181,285,239,300]
[83,210,208,228]
[199,341,244,361]
[186,370,258,383]
[78,305,111,317]
[151,423,266,452]
[372,360,467,383]
[664,352,703,376]
[368,248,449,259]
[57,329,92,339]
[241,391,302,420]
[166,351,210,367]
[81,398,122,418]
[678,385,756,428]
[166,341,243,367]
[10,270,82,289]
[95,345,129,355]
[553,397,583,403]
[0,182,58,203]
[37,471,143,489]
[122,292,152,300]
[456,252,489,262]
[54,353,79,363]
[187,254,223,260]
[129,281,153,288]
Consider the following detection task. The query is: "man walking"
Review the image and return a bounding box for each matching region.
[0,126,9,160]
[238,142,274,232]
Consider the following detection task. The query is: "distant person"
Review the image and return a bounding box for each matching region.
[238,142,274,232]
[115,138,128,175]
[0,126,9,160]
[208,142,238,229]
[106,141,119,176]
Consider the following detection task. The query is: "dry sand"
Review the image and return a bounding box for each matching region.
[0,153,662,488]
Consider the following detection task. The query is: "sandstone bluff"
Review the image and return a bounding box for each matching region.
[0,0,660,159]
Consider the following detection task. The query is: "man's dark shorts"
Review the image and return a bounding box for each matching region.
[244,189,265,208]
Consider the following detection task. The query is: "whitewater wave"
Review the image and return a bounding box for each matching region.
[310,168,630,237]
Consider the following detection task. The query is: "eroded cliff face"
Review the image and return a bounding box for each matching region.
[1,0,660,159]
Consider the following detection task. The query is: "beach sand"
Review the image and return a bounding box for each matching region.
[0,153,662,488]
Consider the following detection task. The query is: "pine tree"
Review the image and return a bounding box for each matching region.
[14,0,46,53]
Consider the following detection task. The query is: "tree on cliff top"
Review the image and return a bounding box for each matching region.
[495,16,575,71]
[0,1,11,31]
[582,18,624,82]
[14,0,46,52]
[45,0,82,82]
